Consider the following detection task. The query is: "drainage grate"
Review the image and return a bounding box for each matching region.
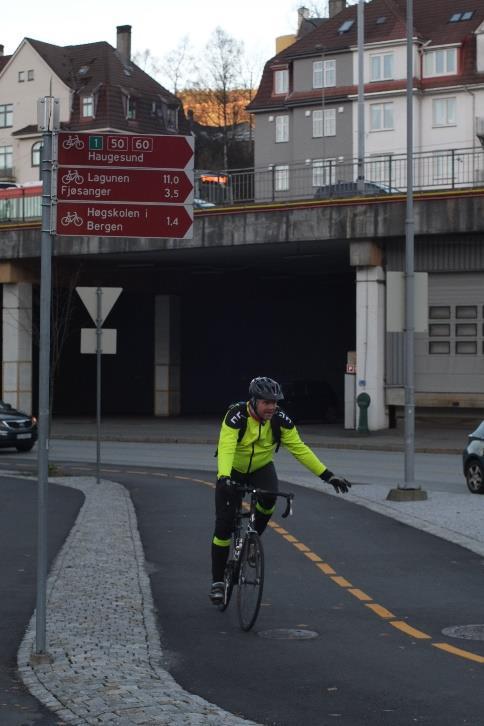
[442,624,484,641]
[257,628,318,640]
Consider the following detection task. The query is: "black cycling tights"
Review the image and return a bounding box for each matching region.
[211,462,278,581]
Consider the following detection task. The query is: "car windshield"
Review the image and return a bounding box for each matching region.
[469,421,484,439]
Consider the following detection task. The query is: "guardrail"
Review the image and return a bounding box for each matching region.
[1,146,484,225]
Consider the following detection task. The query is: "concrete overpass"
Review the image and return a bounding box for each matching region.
[1,188,483,429]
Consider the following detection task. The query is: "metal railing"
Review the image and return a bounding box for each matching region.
[1,146,483,224]
[197,146,484,206]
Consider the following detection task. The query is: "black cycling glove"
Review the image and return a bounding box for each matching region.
[217,476,237,491]
[319,469,351,494]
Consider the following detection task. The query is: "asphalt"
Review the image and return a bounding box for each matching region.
[8,413,484,724]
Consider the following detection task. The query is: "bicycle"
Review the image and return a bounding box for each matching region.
[218,486,294,631]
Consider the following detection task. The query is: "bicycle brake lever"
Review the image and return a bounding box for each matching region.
[281,495,293,519]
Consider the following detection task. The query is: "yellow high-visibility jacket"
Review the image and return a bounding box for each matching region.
[217,401,328,479]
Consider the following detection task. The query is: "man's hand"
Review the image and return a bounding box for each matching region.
[319,469,352,494]
[217,476,237,491]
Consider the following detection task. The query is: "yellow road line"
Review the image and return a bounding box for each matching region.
[317,562,336,575]
[432,643,484,664]
[331,576,352,588]
[390,621,431,639]
[366,603,395,618]
[294,542,310,552]
[283,534,298,543]
[304,552,323,563]
[348,588,372,602]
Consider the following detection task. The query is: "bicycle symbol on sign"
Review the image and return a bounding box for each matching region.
[60,211,83,227]
[62,135,84,150]
[61,169,84,185]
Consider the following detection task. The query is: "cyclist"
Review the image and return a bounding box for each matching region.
[210,376,351,605]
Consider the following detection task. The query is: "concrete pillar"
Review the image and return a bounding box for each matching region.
[355,266,388,430]
[2,282,33,413]
[154,295,181,416]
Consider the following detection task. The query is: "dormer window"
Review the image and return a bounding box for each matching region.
[127,97,136,119]
[424,48,457,77]
[82,95,94,118]
[274,69,289,95]
[166,106,178,131]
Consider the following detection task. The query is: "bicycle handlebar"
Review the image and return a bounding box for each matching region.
[235,486,294,518]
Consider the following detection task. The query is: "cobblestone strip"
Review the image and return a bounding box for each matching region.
[18,477,258,725]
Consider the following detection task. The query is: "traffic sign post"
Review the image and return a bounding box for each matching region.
[56,131,195,240]
[76,286,122,483]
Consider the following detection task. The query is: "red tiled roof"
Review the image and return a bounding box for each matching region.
[24,38,189,134]
[248,0,484,112]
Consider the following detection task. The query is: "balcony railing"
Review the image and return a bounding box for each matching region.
[1,146,484,225]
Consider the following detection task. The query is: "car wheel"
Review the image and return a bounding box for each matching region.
[15,442,34,453]
[465,460,484,494]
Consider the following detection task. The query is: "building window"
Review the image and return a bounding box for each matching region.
[312,159,335,186]
[31,141,43,167]
[432,97,456,126]
[313,59,336,88]
[274,165,289,191]
[27,69,34,81]
[275,115,289,142]
[428,304,482,355]
[0,104,13,128]
[18,71,25,83]
[370,53,394,81]
[0,146,13,173]
[166,106,178,130]
[370,102,394,131]
[424,48,457,77]
[82,95,94,117]
[274,69,289,94]
[127,96,136,120]
[449,11,474,22]
[313,108,336,137]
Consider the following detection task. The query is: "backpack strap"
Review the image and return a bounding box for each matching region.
[271,408,294,453]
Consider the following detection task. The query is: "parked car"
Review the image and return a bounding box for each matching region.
[0,401,37,452]
[463,421,484,493]
[0,182,19,189]
[193,197,216,209]
[281,380,339,424]
[314,180,401,200]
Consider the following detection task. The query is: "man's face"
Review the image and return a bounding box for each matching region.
[254,398,277,420]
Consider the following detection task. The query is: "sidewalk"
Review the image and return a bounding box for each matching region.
[50,414,477,454]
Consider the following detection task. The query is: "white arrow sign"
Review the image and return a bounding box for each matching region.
[76,287,122,326]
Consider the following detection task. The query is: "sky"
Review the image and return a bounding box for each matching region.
[2,0,318,89]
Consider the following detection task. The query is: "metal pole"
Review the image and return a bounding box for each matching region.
[35,110,55,656]
[96,287,102,484]
[403,0,417,489]
[357,0,365,192]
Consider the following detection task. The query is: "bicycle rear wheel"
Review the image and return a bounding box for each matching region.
[237,532,264,631]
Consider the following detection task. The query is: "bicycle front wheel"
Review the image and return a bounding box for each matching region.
[237,532,264,631]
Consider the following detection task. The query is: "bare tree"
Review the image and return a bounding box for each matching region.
[162,36,194,95]
[196,27,244,169]
[132,48,162,78]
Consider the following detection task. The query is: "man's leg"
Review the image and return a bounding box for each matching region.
[211,480,241,589]
[249,462,278,536]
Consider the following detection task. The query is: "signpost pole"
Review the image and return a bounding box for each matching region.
[34,96,59,659]
[96,287,102,484]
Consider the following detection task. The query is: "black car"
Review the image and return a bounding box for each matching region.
[314,180,400,200]
[281,380,339,424]
[463,421,484,493]
[0,401,37,452]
